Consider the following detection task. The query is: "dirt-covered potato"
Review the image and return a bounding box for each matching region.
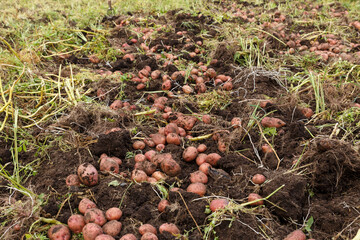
[119,234,137,240]
[48,224,71,240]
[67,214,85,233]
[102,220,122,237]
[160,159,181,177]
[83,223,103,240]
[79,198,97,214]
[66,174,81,186]
[139,224,157,235]
[100,157,119,173]
[77,163,99,186]
[95,234,115,240]
[84,208,107,226]
[159,223,180,235]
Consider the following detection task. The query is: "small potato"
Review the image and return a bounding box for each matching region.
[120,234,137,240]
[252,174,266,185]
[160,159,181,177]
[83,223,103,240]
[102,220,122,237]
[222,81,233,91]
[144,138,156,147]
[248,193,264,206]
[206,153,221,166]
[182,146,198,162]
[156,144,165,152]
[158,199,170,212]
[197,144,207,153]
[187,182,206,196]
[139,161,157,175]
[159,223,180,235]
[202,115,212,124]
[48,224,71,240]
[152,153,172,165]
[131,169,148,182]
[261,144,273,153]
[230,117,241,128]
[196,153,207,166]
[79,198,97,214]
[301,108,314,118]
[95,234,115,240]
[152,171,167,181]
[178,127,186,137]
[199,163,211,175]
[110,100,123,110]
[145,150,156,161]
[105,207,122,221]
[284,230,306,240]
[151,134,166,145]
[141,232,158,240]
[100,157,119,173]
[133,141,146,150]
[182,85,193,94]
[162,80,172,91]
[147,177,157,183]
[139,224,157,235]
[164,123,179,135]
[135,154,146,162]
[68,214,85,233]
[84,208,107,226]
[77,163,99,186]
[151,70,161,80]
[166,133,181,145]
[209,199,229,212]
[66,174,81,186]
[261,117,286,128]
[190,171,208,184]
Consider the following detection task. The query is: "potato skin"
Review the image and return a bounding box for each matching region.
[182,146,198,162]
[160,159,181,177]
[100,158,119,173]
[120,234,137,240]
[102,220,122,237]
[77,163,99,186]
[67,214,85,233]
[189,171,208,184]
[158,199,170,212]
[105,207,122,221]
[79,198,97,214]
[186,182,206,196]
[248,193,264,206]
[252,174,266,185]
[206,153,221,166]
[95,234,115,240]
[139,224,157,235]
[261,117,286,128]
[83,223,103,240]
[209,199,229,212]
[48,224,71,240]
[159,223,180,235]
[284,230,306,240]
[66,174,81,186]
[84,208,107,226]
[141,232,158,240]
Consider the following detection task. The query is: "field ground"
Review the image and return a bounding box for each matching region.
[1,0,360,239]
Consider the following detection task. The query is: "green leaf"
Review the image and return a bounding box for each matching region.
[108,180,120,187]
[304,216,314,232]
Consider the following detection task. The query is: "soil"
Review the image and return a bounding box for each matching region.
[2,1,360,240]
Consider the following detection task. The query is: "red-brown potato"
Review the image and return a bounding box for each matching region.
[66,174,81,186]
[199,163,211,175]
[222,82,233,91]
[301,108,314,118]
[131,169,148,182]
[133,141,146,150]
[182,85,193,94]
[158,199,170,212]
[160,159,181,177]
[140,161,157,175]
[187,182,206,196]
[105,208,122,221]
[77,163,99,186]
[231,117,241,128]
[145,150,156,161]
[190,171,208,184]
[120,234,137,240]
[83,223,103,240]
[164,123,179,135]
[95,234,115,240]
[151,153,172,165]
[100,158,119,173]
[141,232,158,240]
[84,208,107,226]
[247,193,264,206]
[147,177,157,183]
[79,198,97,214]
[68,214,85,233]
[144,138,156,148]
[284,230,306,240]
[261,144,273,153]
[152,171,167,181]
[202,115,212,124]
[206,153,221,166]
[151,70,161,80]
[110,100,123,110]
[196,153,207,166]
[252,174,266,185]
[159,223,180,235]
[217,139,226,152]
[209,199,229,212]
[156,144,165,152]
[48,224,71,240]
[166,133,181,145]
[151,134,166,145]
[261,117,286,128]
[139,224,157,235]
[135,154,146,162]
[197,144,207,153]
[102,220,122,237]
[182,146,198,162]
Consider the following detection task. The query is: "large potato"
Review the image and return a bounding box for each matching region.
[77,163,99,186]
[83,223,103,240]
[48,224,71,240]
[160,159,181,177]
[79,198,97,214]
[102,220,122,237]
[84,208,107,226]
[67,214,85,233]
[100,157,119,173]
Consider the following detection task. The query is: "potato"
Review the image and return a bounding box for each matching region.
[182,146,198,162]
[102,220,122,237]
[147,177,157,183]
[131,169,148,182]
[261,144,273,153]
[139,161,157,175]
[156,144,165,152]
[196,153,207,166]
[187,183,206,196]
[95,234,115,240]
[110,100,123,110]
[144,138,156,147]
[83,223,103,240]
[152,171,167,181]
[178,127,186,137]
[77,163,99,186]
[135,154,146,162]
[151,133,166,145]
[84,208,107,226]
[145,150,156,161]
[158,199,170,212]
[79,198,97,214]
[66,174,81,186]
[222,82,233,90]
[301,108,314,118]
[202,115,212,124]
[284,230,306,240]
[217,139,227,152]
[68,214,85,233]
[190,171,208,184]
[100,157,119,173]
[133,141,146,150]
[105,207,122,221]
[252,174,266,185]
[206,153,221,166]
[110,156,122,166]
[151,70,161,80]
[120,234,137,240]
[48,224,71,240]
[247,193,264,206]
[166,133,181,145]
[139,224,157,235]
[160,159,181,177]
[164,123,179,135]
[197,144,207,153]
[159,223,180,235]
[141,232,158,240]
[209,199,229,212]
[152,153,171,165]
[199,163,211,175]
[230,117,241,128]
[261,117,286,128]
